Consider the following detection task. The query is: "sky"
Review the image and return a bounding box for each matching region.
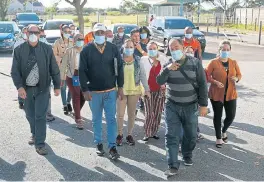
[38,0,123,8]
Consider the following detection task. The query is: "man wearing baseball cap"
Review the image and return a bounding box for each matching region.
[79,23,124,160]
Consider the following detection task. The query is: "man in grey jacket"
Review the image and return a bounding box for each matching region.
[11,25,61,155]
[157,38,208,176]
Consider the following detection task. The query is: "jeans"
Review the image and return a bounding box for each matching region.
[61,80,72,106]
[89,90,117,148]
[165,100,198,169]
[24,87,49,148]
[210,99,237,139]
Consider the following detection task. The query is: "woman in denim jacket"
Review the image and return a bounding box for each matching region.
[116,39,150,146]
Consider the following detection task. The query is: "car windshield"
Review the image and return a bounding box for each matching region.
[0,24,14,33]
[44,21,73,30]
[17,14,39,21]
[165,19,195,29]
[113,25,138,34]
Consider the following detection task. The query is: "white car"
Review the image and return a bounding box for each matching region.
[41,19,74,44]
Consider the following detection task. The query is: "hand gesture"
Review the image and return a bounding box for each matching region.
[118,88,124,100]
[230,76,238,83]
[54,89,60,96]
[215,80,224,88]
[145,91,151,99]
[135,42,142,51]
[199,106,208,117]
[83,91,92,101]
[18,87,26,99]
[168,62,180,71]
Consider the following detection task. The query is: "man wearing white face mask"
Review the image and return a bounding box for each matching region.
[106,29,114,43]
[113,26,129,51]
[183,27,202,61]
[11,25,61,155]
[13,27,28,109]
[157,38,208,176]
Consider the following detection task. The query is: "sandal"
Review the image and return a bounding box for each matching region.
[222,137,228,143]
[216,143,223,148]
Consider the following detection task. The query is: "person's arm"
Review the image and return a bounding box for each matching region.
[60,48,69,81]
[139,59,150,92]
[205,60,217,84]
[49,46,61,90]
[197,40,202,60]
[53,40,61,66]
[11,47,23,90]
[196,61,208,107]
[234,60,242,82]
[115,45,124,88]
[156,62,171,85]
[79,47,90,92]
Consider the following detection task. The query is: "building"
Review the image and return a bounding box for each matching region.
[8,0,45,14]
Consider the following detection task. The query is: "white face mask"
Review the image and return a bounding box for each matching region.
[186,53,194,57]
[107,37,113,43]
[22,33,28,40]
[29,34,38,43]
[118,32,124,37]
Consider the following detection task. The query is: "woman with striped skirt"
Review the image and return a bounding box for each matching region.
[140,42,168,141]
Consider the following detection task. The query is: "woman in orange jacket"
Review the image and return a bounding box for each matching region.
[206,40,242,148]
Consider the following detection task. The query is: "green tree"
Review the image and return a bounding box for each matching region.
[65,0,88,33]
[245,0,264,7]
[0,0,11,21]
[120,0,149,13]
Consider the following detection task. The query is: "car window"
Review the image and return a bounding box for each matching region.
[44,21,73,30]
[165,19,195,29]
[17,14,39,21]
[113,25,138,35]
[0,24,14,33]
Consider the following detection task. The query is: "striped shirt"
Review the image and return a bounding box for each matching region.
[157,56,208,106]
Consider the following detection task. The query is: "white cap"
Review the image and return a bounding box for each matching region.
[93,23,106,32]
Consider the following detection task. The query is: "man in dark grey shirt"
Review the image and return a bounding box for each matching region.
[157,38,208,176]
[11,25,61,155]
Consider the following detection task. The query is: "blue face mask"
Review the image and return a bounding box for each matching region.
[124,48,134,56]
[94,35,105,44]
[107,37,113,43]
[63,33,70,39]
[140,33,147,39]
[171,50,184,61]
[39,37,46,43]
[76,41,84,47]
[220,51,230,59]
[148,50,158,57]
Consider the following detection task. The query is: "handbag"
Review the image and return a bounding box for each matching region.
[72,75,80,86]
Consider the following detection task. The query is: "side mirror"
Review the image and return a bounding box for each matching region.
[14,30,20,35]
[40,18,43,22]
[157,27,163,31]
[196,26,199,30]
[12,19,16,22]
[39,25,43,29]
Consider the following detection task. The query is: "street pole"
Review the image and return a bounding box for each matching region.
[32,0,33,12]
[180,0,183,17]
[259,21,262,45]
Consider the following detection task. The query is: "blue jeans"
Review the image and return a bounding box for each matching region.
[89,90,117,149]
[24,87,49,148]
[61,80,72,106]
[164,100,198,169]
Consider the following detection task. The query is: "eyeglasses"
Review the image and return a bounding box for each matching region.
[29,31,40,35]
[40,35,46,38]
[77,39,84,41]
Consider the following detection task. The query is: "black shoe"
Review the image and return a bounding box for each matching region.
[96,143,105,156]
[142,136,149,141]
[116,134,123,146]
[164,167,178,177]
[63,106,69,115]
[19,103,24,109]
[183,157,193,166]
[126,135,135,146]
[109,147,120,160]
[67,103,73,112]
[152,135,160,140]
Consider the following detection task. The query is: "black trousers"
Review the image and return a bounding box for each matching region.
[210,98,237,139]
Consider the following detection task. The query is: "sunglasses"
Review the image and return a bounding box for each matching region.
[77,39,84,41]
[29,31,40,35]
[40,35,46,38]
[64,31,71,34]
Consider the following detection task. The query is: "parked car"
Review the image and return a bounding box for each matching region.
[0,21,20,52]
[149,16,206,53]
[41,19,74,44]
[12,13,42,30]
[108,23,139,37]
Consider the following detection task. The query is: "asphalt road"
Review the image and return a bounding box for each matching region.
[0,39,264,181]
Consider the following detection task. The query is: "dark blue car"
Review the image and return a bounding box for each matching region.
[0,22,20,52]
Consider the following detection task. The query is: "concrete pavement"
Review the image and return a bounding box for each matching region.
[0,40,264,181]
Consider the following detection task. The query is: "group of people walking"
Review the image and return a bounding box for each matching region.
[11,22,242,176]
